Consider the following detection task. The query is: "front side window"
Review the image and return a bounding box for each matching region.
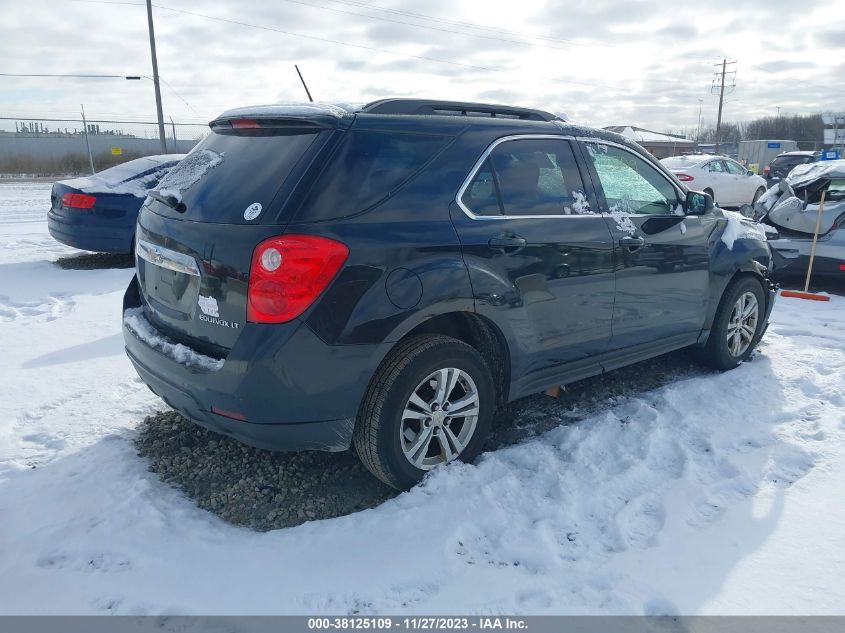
[584,142,679,215]
[725,160,747,175]
[460,138,589,216]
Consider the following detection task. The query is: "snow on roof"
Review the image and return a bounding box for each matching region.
[604,125,695,145]
[787,159,845,189]
[216,102,363,120]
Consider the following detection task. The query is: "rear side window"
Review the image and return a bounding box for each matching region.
[461,138,589,216]
[151,129,323,223]
[300,131,449,221]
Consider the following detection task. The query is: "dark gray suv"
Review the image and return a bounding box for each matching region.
[123,99,777,490]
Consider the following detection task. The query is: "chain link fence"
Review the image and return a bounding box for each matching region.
[0,117,209,176]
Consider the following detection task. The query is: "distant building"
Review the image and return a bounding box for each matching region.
[603,126,696,159]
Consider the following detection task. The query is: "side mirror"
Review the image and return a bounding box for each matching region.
[685,190,714,215]
[746,169,754,176]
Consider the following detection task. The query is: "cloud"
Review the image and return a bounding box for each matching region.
[1,0,843,135]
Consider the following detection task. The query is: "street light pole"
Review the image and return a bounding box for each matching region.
[145,0,167,153]
[697,98,703,143]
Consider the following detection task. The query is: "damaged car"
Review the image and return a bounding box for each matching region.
[122,99,777,490]
[752,159,845,278]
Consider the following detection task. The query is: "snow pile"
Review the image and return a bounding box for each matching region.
[217,102,362,121]
[156,149,223,203]
[756,185,783,213]
[720,210,767,250]
[2,182,845,615]
[123,307,223,371]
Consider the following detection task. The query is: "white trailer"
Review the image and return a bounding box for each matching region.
[738,140,799,174]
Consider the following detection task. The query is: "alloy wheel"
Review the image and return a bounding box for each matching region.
[400,367,480,470]
[726,291,759,357]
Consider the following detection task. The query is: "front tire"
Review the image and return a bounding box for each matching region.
[353,335,495,490]
[698,276,767,370]
[752,187,765,204]
[704,188,716,206]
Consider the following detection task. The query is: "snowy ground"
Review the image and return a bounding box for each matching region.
[0,182,843,615]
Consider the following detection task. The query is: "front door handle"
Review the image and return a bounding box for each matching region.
[619,235,645,250]
[488,235,527,253]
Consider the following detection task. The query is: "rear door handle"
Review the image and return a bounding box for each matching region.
[488,235,527,253]
[619,236,645,250]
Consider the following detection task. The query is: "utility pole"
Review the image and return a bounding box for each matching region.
[711,58,736,155]
[146,0,167,153]
[81,104,95,174]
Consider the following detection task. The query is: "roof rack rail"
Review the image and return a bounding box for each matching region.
[361,99,557,122]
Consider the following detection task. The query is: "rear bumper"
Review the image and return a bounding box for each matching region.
[48,209,134,254]
[122,276,385,452]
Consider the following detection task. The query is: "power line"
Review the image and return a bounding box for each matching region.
[321,0,722,62]
[71,0,719,61]
[0,73,141,78]
[152,3,713,94]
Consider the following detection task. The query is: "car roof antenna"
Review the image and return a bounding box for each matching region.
[295,65,314,103]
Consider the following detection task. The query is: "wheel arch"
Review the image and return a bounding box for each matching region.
[386,310,511,405]
[699,262,771,347]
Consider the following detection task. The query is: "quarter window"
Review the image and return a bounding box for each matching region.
[584,142,680,215]
[460,138,590,216]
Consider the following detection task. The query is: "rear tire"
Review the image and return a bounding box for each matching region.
[353,335,495,491]
[698,276,767,370]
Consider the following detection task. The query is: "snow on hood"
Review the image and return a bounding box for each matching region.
[787,159,845,189]
[216,102,363,121]
[156,149,223,203]
[720,209,767,250]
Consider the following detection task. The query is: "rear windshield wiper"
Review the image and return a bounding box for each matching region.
[147,190,186,213]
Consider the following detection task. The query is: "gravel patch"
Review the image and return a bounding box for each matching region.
[55,252,134,270]
[137,348,710,531]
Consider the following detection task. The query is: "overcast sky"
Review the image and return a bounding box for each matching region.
[2,0,844,136]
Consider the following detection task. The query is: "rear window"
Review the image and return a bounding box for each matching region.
[97,156,177,185]
[151,129,322,223]
[771,156,811,175]
[299,130,449,221]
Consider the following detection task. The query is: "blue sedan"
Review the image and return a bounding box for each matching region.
[48,154,184,254]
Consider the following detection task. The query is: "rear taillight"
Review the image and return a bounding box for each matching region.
[247,235,349,324]
[62,193,96,209]
[676,173,694,182]
[763,166,771,175]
